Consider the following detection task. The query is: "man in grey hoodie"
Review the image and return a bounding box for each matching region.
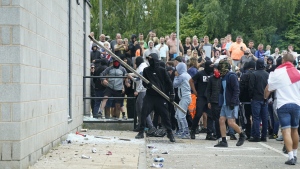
[173,62,192,139]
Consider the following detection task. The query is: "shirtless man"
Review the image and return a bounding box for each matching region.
[167,32,184,61]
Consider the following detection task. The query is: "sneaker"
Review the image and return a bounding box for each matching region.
[214,141,228,147]
[180,133,190,139]
[284,158,296,165]
[167,132,175,142]
[260,137,267,142]
[135,131,144,139]
[269,134,278,139]
[276,135,283,141]
[206,134,217,140]
[122,115,127,120]
[248,137,260,142]
[236,135,246,146]
[190,130,196,139]
[230,134,237,140]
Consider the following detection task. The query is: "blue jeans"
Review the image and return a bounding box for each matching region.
[269,103,279,135]
[93,90,104,116]
[277,103,300,129]
[251,100,268,138]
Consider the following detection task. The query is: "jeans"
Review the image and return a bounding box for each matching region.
[277,103,300,129]
[251,100,268,138]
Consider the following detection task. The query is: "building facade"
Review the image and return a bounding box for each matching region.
[0,0,91,168]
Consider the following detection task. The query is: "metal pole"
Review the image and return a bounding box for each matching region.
[176,0,180,56]
[99,0,103,35]
[88,35,186,113]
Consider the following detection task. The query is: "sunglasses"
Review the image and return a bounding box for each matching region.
[91,67,95,69]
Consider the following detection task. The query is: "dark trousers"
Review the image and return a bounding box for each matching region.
[211,103,221,138]
[140,95,172,133]
[192,97,213,134]
[126,92,135,118]
[93,90,104,116]
[269,103,279,135]
[244,103,252,138]
[91,93,95,114]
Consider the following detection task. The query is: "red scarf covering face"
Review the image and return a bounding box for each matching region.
[277,62,300,84]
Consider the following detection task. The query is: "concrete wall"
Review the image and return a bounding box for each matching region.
[0,0,90,168]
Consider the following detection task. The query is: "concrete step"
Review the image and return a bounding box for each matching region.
[83,116,136,131]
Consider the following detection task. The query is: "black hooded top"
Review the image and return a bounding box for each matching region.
[128,34,142,57]
[91,43,101,66]
[249,59,269,101]
[266,57,276,73]
[93,58,108,91]
[142,53,174,96]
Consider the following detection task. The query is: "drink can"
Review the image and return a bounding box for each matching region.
[154,157,164,162]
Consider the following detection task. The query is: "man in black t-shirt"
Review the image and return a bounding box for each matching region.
[189,60,217,140]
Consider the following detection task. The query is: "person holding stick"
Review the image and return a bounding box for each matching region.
[135,53,176,142]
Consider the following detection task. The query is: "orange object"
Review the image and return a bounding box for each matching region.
[188,94,197,119]
[135,49,141,57]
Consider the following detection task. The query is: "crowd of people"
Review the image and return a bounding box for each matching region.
[89,31,300,165]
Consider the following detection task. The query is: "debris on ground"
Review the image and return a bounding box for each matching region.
[162,151,169,154]
[154,157,164,162]
[81,129,88,132]
[151,163,163,168]
[119,138,131,141]
[81,155,91,159]
[92,148,97,153]
[75,131,86,137]
[106,151,112,155]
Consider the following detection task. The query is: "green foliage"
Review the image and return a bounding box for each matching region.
[285,13,300,51]
[89,0,300,52]
[179,4,206,41]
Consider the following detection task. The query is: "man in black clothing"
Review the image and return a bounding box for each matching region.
[91,43,101,68]
[207,64,222,139]
[239,61,255,139]
[93,58,108,118]
[189,60,217,140]
[248,59,269,142]
[135,53,175,142]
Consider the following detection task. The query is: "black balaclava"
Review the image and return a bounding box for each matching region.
[247,60,256,70]
[135,57,144,68]
[256,59,265,70]
[204,60,214,75]
[148,53,159,68]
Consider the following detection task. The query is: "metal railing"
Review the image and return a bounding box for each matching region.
[83,75,137,128]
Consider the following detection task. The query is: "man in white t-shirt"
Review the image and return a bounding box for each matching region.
[265,53,300,165]
[155,37,169,62]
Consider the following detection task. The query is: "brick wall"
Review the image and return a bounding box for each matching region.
[0,0,90,168]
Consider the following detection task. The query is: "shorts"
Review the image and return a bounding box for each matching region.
[103,87,123,104]
[220,105,239,119]
[277,103,300,129]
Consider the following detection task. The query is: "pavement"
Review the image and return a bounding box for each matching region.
[29,130,299,169]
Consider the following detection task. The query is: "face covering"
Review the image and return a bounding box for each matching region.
[204,61,214,75]
[218,61,230,77]
[213,69,220,78]
[113,60,120,68]
[148,58,155,68]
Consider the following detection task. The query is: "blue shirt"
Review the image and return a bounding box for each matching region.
[222,80,226,106]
